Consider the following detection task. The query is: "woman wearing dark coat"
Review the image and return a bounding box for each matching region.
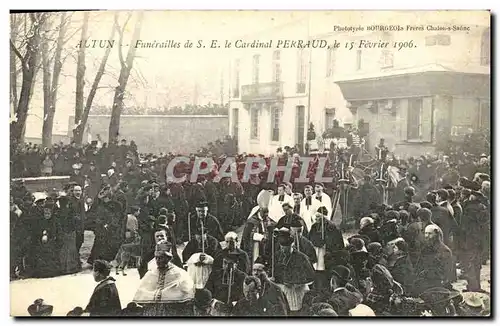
[31,200,62,278]
[386,238,415,295]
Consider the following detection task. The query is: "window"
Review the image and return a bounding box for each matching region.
[480,28,490,66]
[250,106,259,139]
[271,106,280,142]
[232,108,239,138]
[296,49,307,93]
[325,108,335,130]
[380,32,393,68]
[272,50,281,82]
[425,34,451,46]
[326,47,336,77]
[407,97,432,142]
[356,50,362,70]
[232,59,240,98]
[252,55,260,84]
[479,100,490,131]
[380,50,394,68]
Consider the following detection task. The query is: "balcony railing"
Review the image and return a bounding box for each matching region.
[241,82,284,103]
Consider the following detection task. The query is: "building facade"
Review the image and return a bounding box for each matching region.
[228,12,490,157]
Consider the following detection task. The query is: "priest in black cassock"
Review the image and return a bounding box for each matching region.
[186,201,224,242]
[275,202,308,237]
[213,231,251,274]
[273,227,315,314]
[241,207,276,266]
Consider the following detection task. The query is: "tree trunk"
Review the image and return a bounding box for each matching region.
[10,15,18,116]
[74,12,89,127]
[73,22,116,145]
[42,13,68,148]
[41,29,52,148]
[10,13,45,146]
[108,12,144,142]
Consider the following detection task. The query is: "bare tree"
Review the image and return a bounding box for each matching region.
[73,13,117,145]
[41,12,70,147]
[108,11,144,142]
[10,15,21,116]
[74,12,89,129]
[10,13,48,146]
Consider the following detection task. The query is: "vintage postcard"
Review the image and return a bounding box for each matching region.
[10,10,490,317]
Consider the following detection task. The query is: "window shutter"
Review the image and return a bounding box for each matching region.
[420,97,433,142]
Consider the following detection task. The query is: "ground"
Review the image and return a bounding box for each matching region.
[10,230,491,316]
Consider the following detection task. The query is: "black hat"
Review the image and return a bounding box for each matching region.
[459,177,481,191]
[315,182,325,188]
[254,256,266,267]
[194,289,213,309]
[143,184,153,191]
[67,306,84,316]
[195,201,209,209]
[404,186,416,196]
[27,299,53,316]
[317,206,328,216]
[417,207,432,220]
[331,265,351,284]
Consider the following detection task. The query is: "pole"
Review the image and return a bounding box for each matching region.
[187,212,192,242]
[306,12,312,143]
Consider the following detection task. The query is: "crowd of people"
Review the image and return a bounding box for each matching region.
[10,133,491,317]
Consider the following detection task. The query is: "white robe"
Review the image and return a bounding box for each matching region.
[133,262,195,304]
[185,253,214,289]
[299,197,322,232]
[268,194,293,222]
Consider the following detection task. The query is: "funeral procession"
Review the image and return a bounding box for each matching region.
[9,11,491,317]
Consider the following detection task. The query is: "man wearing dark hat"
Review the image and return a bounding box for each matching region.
[461,189,489,293]
[84,260,122,316]
[186,201,224,242]
[193,288,228,316]
[134,241,195,316]
[329,265,363,314]
[205,251,247,305]
[273,227,315,314]
[87,186,123,265]
[308,206,345,289]
[427,191,457,249]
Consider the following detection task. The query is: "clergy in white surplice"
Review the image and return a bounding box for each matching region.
[298,185,322,233]
[268,184,294,222]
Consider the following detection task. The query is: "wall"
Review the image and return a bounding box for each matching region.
[24,134,71,145]
[68,115,228,154]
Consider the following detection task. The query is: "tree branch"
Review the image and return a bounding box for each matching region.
[10,40,26,68]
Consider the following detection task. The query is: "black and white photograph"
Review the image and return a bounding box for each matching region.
[9,10,491,317]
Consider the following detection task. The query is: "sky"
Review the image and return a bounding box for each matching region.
[11,10,489,137]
